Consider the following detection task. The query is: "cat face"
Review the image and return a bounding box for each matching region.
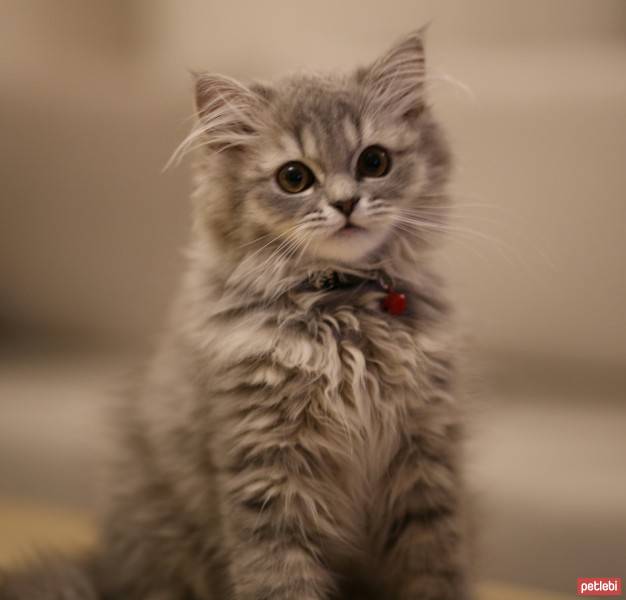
[189,32,451,267]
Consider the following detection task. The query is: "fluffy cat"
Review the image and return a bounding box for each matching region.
[1,31,472,600]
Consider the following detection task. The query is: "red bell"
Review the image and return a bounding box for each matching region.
[382,290,407,316]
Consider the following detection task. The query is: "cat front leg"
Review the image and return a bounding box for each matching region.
[214,404,338,600]
[378,423,472,600]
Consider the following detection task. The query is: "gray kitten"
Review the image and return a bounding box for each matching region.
[1,32,472,600]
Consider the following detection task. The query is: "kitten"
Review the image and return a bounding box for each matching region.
[1,31,471,600]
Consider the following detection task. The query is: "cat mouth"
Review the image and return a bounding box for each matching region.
[336,222,366,235]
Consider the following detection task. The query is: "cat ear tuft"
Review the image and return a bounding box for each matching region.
[361,30,427,120]
[192,73,266,152]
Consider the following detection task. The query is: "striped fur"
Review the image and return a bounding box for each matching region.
[1,32,472,600]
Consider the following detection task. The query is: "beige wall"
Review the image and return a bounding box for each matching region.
[2,0,626,365]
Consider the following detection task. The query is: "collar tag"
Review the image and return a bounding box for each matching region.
[382,290,407,316]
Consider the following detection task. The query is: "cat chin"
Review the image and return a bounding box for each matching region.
[310,227,389,263]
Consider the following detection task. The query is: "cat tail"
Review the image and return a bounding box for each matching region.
[0,551,103,600]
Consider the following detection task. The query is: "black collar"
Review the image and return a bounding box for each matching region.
[301,268,408,316]
[305,268,393,292]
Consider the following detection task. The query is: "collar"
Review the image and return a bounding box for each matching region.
[303,268,407,316]
[306,268,381,291]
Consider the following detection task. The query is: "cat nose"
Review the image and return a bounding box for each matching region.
[331,196,360,216]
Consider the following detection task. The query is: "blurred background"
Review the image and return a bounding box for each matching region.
[1,0,625,596]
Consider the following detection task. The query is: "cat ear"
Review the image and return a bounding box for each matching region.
[192,73,267,152]
[361,30,426,120]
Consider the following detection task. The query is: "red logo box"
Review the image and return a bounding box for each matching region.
[578,578,622,596]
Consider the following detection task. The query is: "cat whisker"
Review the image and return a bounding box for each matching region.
[425,70,476,102]
[391,221,492,264]
[393,214,537,271]
[230,225,306,285]
[240,220,323,287]
[236,231,279,250]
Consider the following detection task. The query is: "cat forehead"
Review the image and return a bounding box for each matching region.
[272,75,360,127]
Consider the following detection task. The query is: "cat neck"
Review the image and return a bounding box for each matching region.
[189,233,428,306]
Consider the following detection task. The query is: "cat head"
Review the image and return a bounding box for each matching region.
[186,31,451,273]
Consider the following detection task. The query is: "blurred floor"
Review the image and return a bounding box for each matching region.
[0,343,624,595]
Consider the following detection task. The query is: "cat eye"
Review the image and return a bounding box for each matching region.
[276,161,315,194]
[356,145,391,178]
